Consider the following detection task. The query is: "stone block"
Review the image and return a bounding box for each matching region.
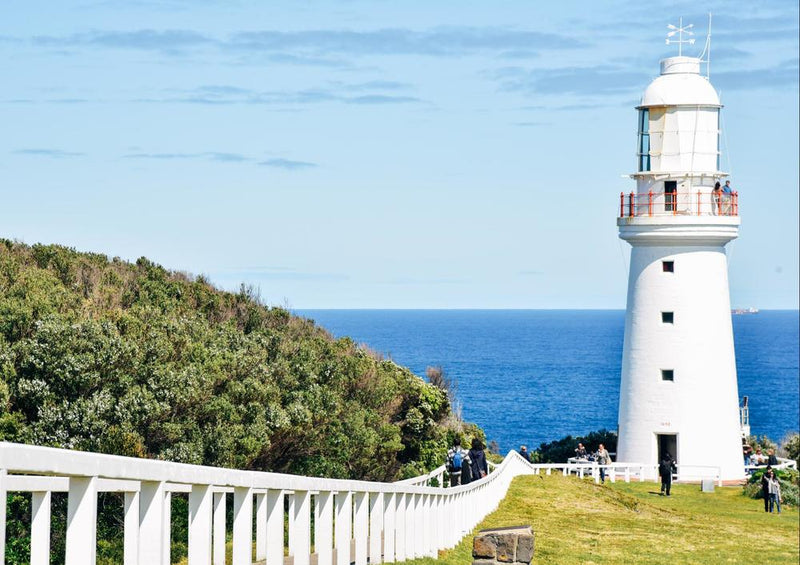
[473,534,497,558]
[494,533,518,563]
[515,533,535,563]
[472,525,534,565]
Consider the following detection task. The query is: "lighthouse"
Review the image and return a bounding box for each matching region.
[615,25,745,481]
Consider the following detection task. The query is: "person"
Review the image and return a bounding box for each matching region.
[519,445,530,462]
[743,444,753,467]
[596,444,611,484]
[445,438,470,487]
[468,438,489,481]
[574,443,588,459]
[753,448,765,466]
[767,470,782,514]
[722,180,734,215]
[767,449,779,466]
[659,452,675,496]
[760,467,772,512]
[712,181,722,215]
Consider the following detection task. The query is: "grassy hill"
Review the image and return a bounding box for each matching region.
[409,474,799,565]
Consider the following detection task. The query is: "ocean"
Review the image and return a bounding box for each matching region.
[297,310,799,452]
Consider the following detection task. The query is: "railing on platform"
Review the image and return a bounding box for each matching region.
[745,457,798,474]
[0,442,531,565]
[619,190,739,218]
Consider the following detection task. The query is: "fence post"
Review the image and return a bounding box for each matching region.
[162,492,172,565]
[139,481,166,565]
[66,476,98,565]
[188,485,213,565]
[383,493,397,562]
[629,192,635,217]
[620,192,624,217]
[335,491,353,565]
[212,492,226,565]
[290,491,311,565]
[353,492,369,565]
[266,490,284,565]
[124,491,140,565]
[394,493,406,561]
[316,492,334,565]
[31,491,52,565]
[369,492,384,564]
[648,190,653,216]
[697,190,701,215]
[232,487,253,565]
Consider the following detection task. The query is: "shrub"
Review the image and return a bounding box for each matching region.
[744,468,799,507]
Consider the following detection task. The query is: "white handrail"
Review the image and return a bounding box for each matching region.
[0,442,533,565]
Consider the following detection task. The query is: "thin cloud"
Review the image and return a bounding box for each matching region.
[713,59,799,91]
[123,151,250,162]
[494,65,649,96]
[32,29,214,54]
[149,84,423,106]
[258,158,318,170]
[217,267,347,281]
[28,26,585,59]
[228,27,586,57]
[13,148,85,158]
[344,94,420,105]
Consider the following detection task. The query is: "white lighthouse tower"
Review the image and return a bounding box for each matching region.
[616,22,745,481]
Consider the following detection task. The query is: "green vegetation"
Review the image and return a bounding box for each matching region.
[0,240,481,564]
[534,429,618,463]
[406,474,799,565]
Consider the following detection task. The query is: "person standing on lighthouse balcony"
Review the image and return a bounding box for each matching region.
[722,180,734,215]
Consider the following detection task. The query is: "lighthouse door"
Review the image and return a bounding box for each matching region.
[664,181,677,212]
[657,434,678,465]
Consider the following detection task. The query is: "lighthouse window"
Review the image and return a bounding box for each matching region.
[662,261,674,272]
[661,369,674,381]
[661,312,674,324]
[637,109,651,172]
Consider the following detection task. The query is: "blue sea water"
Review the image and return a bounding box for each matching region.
[297,310,800,453]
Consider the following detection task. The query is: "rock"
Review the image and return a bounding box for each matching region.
[494,533,518,563]
[515,533,535,563]
[472,525,534,565]
[473,534,497,558]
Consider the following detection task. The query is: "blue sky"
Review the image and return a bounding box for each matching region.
[2,0,798,308]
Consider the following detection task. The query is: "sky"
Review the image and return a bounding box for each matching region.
[2,0,798,309]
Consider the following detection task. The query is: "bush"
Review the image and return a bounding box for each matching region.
[781,432,800,468]
[535,429,618,463]
[744,468,799,507]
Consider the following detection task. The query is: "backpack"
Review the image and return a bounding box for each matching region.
[448,449,463,472]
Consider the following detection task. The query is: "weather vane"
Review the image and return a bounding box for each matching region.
[666,16,695,56]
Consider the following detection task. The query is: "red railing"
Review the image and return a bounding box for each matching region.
[618,190,738,218]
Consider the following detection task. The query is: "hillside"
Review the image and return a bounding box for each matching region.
[407,474,799,564]
[0,240,477,481]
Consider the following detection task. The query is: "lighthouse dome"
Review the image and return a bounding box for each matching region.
[640,56,720,107]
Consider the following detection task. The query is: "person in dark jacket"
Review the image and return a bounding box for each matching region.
[469,438,489,481]
[519,445,530,462]
[760,466,772,512]
[766,449,779,466]
[659,453,675,496]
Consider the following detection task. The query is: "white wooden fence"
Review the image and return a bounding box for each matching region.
[2,441,787,565]
[0,442,532,565]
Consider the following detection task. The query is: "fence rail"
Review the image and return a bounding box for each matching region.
[619,190,739,218]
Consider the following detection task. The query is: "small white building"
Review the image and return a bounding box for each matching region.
[615,50,745,481]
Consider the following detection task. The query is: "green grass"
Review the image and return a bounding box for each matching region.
[407,474,799,564]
